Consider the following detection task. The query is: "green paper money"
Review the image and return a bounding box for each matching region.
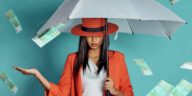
[180,62,192,71]
[5,9,22,33]
[0,72,18,94]
[32,23,65,48]
[168,79,192,96]
[133,58,153,76]
[169,0,179,5]
[146,80,174,96]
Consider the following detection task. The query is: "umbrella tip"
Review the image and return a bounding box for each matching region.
[168,36,172,40]
[132,32,135,35]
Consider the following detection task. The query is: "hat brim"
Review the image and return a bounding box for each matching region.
[71,22,118,36]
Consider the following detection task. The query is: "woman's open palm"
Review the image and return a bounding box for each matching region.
[13,66,37,75]
[13,66,51,90]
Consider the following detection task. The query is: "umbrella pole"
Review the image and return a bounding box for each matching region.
[105,18,111,96]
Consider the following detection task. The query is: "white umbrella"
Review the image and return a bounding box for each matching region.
[34,1,186,95]
[36,0,186,40]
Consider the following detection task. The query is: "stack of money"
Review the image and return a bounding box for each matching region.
[0,72,18,94]
[180,62,192,71]
[168,79,192,96]
[32,23,65,48]
[146,80,174,96]
[169,0,180,5]
[5,9,22,33]
[133,58,153,76]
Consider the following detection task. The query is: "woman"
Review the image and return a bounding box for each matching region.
[14,18,134,96]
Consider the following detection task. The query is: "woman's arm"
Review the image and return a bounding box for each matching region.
[35,70,50,90]
[13,66,50,90]
[14,54,73,96]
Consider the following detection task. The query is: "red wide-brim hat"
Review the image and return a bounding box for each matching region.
[71,18,119,36]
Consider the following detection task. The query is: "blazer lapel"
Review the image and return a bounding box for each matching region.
[76,66,83,96]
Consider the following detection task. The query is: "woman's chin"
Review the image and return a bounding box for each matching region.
[90,46,99,50]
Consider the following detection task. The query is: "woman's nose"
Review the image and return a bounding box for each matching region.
[91,36,97,42]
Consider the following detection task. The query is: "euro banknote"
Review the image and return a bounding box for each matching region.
[32,23,65,48]
[169,0,179,5]
[168,79,192,96]
[0,72,18,94]
[5,9,22,33]
[180,62,192,71]
[146,80,174,96]
[133,58,153,76]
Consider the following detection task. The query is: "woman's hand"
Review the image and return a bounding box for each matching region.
[13,66,38,76]
[13,66,51,90]
[104,77,118,95]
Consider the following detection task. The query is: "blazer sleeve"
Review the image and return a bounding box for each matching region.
[119,54,134,96]
[44,54,72,96]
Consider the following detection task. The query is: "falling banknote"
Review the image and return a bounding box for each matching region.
[5,9,22,33]
[133,58,153,76]
[146,80,174,96]
[32,23,65,48]
[180,62,192,71]
[169,0,180,5]
[0,72,18,94]
[168,79,192,96]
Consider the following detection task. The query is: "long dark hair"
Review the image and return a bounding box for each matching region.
[73,35,110,77]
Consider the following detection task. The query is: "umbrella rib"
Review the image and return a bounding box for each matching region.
[127,0,142,20]
[37,0,79,35]
[126,19,134,35]
[68,0,80,19]
[158,21,172,40]
[164,25,172,40]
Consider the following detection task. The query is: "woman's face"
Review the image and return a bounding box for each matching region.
[86,36,104,50]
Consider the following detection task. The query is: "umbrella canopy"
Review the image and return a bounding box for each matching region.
[36,0,186,39]
[33,1,186,95]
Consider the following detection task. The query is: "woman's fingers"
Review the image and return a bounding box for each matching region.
[13,66,31,75]
[105,77,113,85]
[104,77,114,90]
[105,77,112,82]
[13,66,26,72]
[105,82,112,87]
[104,77,117,95]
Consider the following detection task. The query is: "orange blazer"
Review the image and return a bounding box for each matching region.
[45,50,134,96]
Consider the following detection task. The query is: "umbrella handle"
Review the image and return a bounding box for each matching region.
[106,90,111,96]
[105,18,111,96]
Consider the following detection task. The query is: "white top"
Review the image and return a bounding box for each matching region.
[81,58,107,96]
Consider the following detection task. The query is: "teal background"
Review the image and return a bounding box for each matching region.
[0,0,192,96]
